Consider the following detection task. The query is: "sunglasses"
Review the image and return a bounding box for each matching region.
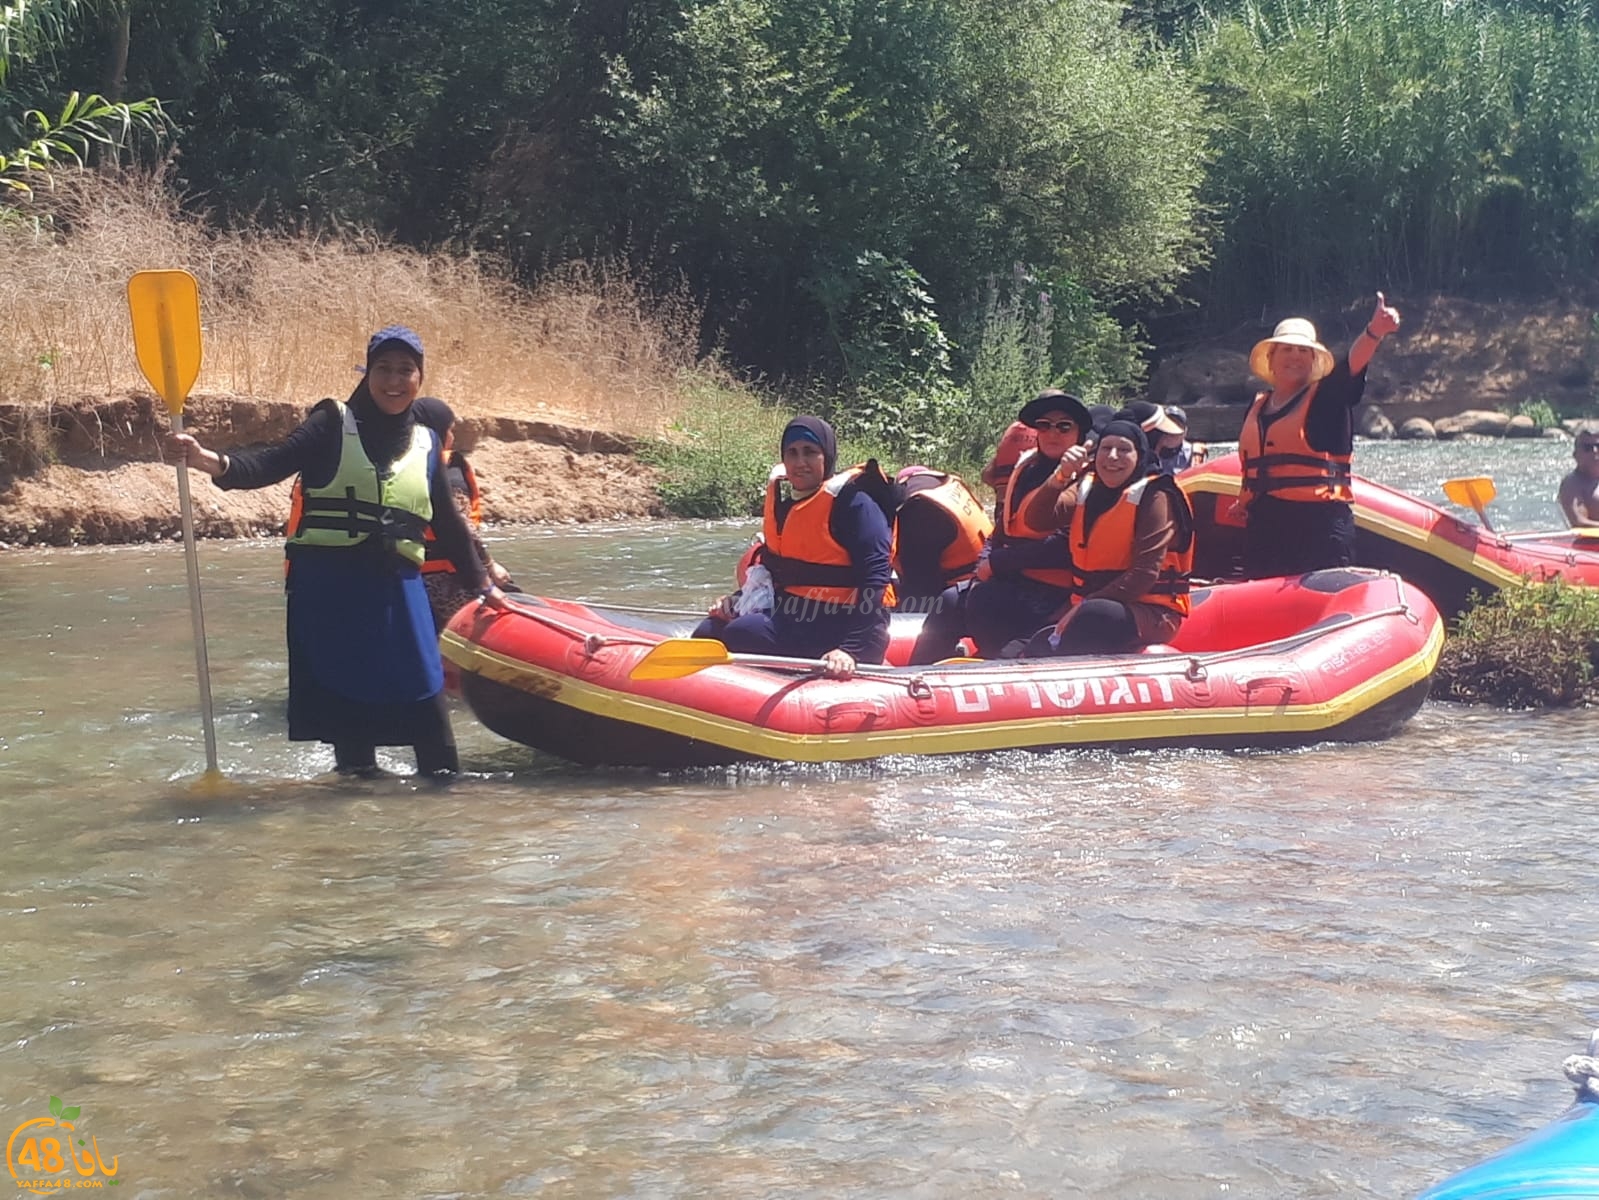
[1579,442,1599,453]
[1032,419,1079,433]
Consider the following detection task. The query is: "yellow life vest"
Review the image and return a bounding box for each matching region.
[286,400,433,567]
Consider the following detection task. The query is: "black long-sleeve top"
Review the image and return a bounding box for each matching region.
[213,394,489,589]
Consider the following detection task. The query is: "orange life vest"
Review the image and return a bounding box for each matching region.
[762,464,897,608]
[421,450,483,575]
[1068,473,1194,617]
[1239,383,1353,503]
[893,471,993,587]
[998,450,1074,589]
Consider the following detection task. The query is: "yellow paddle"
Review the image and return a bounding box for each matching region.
[629,638,975,681]
[1442,475,1497,531]
[128,269,220,780]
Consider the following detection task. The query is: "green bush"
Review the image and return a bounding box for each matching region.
[642,370,910,518]
[1515,397,1560,430]
[640,373,791,518]
[1436,579,1599,707]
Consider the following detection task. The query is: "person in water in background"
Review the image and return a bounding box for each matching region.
[891,465,993,613]
[1232,293,1401,578]
[1558,423,1599,528]
[909,390,1093,663]
[695,416,894,679]
[1154,405,1207,473]
[167,326,508,776]
[1020,417,1194,656]
[409,396,520,630]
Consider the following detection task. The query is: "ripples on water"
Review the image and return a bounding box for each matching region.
[1,442,1595,1198]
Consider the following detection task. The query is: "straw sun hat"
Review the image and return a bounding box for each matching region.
[1249,318,1335,387]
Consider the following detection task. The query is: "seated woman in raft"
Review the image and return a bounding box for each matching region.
[1018,416,1194,657]
[909,391,1094,663]
[695,416,895,680]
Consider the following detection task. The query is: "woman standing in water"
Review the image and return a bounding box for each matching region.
[167,326,507,776]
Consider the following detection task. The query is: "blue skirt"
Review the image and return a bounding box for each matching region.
[284,547,445,745]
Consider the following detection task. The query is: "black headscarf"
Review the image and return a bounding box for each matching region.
[781,415,838,477]
[1080,418,1154,537]
[411,396,456,434]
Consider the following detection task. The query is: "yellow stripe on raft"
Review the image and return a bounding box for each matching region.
[1180,470,1550,592]
[441,619,1444,763]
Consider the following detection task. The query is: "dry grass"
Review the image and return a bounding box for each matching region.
[0,170,703,435]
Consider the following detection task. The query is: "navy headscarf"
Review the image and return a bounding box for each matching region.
[781,415,838,477]
[346,326,428,469]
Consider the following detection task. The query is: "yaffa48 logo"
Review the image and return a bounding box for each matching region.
[7,1095,120,1186]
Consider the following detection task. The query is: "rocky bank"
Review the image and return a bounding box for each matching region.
[0,393,662,547]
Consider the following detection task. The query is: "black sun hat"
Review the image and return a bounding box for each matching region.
[1017,389,1092,434]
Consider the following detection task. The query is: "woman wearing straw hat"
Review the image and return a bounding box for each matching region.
[1230,292,1401,578]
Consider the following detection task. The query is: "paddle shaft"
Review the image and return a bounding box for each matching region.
[170,406,219,772]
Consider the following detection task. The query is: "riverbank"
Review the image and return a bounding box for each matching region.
[4,289,1597,546]
[0,394,663,546]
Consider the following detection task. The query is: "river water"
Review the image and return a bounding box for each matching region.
[1,438,1594,1198]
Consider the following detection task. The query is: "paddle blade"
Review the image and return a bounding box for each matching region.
[629,638,735,681]
[127,269,203,417]
[1443,475,1497,530]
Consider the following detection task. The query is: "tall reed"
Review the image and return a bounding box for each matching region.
[1186,0,1599,312]
[0,171,703,435]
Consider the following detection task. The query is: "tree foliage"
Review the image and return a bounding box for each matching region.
[22,0,1599,421]
[1184,0,1599,312]
[1,0,165,194]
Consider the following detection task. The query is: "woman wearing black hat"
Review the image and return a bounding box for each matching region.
[695,416,895,679]
[167,325,508,776]
[1020,417,1194,655]
[910,390,1093,663]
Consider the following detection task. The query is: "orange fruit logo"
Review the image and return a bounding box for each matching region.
[7,1096,120,1187]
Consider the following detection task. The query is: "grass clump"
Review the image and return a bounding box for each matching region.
[641,375,792,518]
[1436,579,1599,707]
[641,375,906,519]
[1514,397,1560,430]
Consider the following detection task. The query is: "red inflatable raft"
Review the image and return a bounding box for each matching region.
[441,569,1443,767]
[1180,451,1599,616]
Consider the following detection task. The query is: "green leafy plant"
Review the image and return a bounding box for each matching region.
[641,372,791,518]
[1437,579,1599,707]
[1,2,167,195]
[48,1095,81,1121]
[1,91,167,194]
[1514,396,1559,430]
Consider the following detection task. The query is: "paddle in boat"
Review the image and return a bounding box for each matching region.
[1179,451,1599,618]
[439,567,1443,768]
[1416,1030,1599,1199]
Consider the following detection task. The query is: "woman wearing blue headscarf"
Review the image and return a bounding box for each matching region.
[695,416,894,679]
[1019,416,1194,656]
[167,326,508,774]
